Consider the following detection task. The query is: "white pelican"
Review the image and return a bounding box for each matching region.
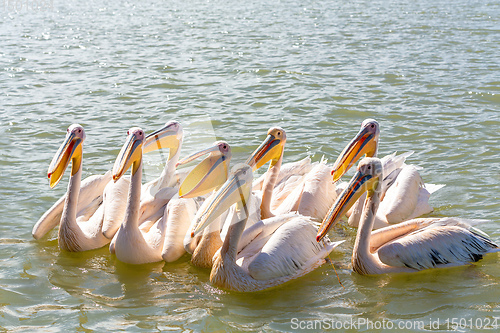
[179,129,333,269]
[138,121,185,220]
[177,139,286,269]
[102,121,183,239]
[159,195,198,262]
[110,127,191,264]
[190,163,344,292]
[251,156,315,202]
[32,122,181,242]
[317,157,499,275]
[40,124,111,251]
[246,127,339,221]
[331,119,444,229]
[176,141,233,268]
[32,171,112,241]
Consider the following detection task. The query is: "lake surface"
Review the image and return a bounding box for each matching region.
[1,0,499,331]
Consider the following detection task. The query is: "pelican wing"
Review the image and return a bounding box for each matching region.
[347,153,415,228]
[377,165,423,224]
[142,216,167,254]
[101,175,130,238]
[380,151,412,177]
[237,213,297,255]
[377,220,499,270]
[369,217,466,251]
[246,216,342,280]
[295,163,338,221]
[252,156,313,191]
[273,180,304,216]
[162,197,197,262]
[270,174,305,211]
[139,186,178,224]
[274,162,338,221]
[75,194,104,223]
[32,171,112,239]
[405,187,431,220]
[77,203,108,245]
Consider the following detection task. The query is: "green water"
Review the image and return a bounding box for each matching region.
[1,0,499,331]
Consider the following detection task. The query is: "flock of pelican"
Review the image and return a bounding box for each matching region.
[33,119,499,292]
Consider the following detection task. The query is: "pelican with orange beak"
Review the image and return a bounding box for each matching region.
[317,157,498,275]
[39,124,110,251]
[102,121,183,240]
[331,119,444,229]
[110,126,189,264]
[189,163,344,292]
[33,121,184,243]
[246,127,338,221]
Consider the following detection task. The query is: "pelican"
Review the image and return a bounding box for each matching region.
[102,121,183,239]
[179,128,335,270]
[246,127,339,221]
[317,157,499,275]
[40,124,110,251]
[251,156,315,204]
[32,171,111,241]
[178,139,288,269]
[138,121,185,221]
[33,138,112,241]
[331,119,444,229]
[190,163,344,292]
[176,141,233,268]
[110,127,191,264]
[32,122,181,242]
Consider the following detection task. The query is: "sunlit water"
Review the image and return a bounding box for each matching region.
[1,0,499,331]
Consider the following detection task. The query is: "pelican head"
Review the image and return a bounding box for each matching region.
[143,121,183,159]
[245,127,286,171]
[317,157,382,241]
[112,127,145,182]
[331,119,380,182]
[47,124,86,189]
[178,141,232,198]
[191,163,253,238]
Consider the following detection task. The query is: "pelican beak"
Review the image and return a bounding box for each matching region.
[178,144,232,198]
[245,133,284,171]
[317,168,378,242]
[47,131,83,188]
[331,125,378,182]
[191,165,252,237]
[143,121,182,159]
[112,130,143,182]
